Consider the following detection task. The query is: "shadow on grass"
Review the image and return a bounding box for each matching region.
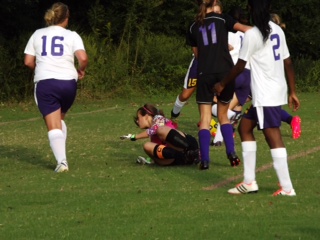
[0,145,54,170]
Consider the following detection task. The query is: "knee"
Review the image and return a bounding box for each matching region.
[143,142,154,154]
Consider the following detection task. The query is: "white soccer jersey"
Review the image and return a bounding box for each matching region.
[229,31,243,64]
[24,26,85,82]
[239,21,290,107]
[229,31,250,69]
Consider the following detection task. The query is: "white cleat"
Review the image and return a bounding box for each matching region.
[273,188,296,196]
[228,181,259,194]
[54,161,69,173]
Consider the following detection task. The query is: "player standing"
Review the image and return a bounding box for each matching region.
[187,0,250,170]
[214,0,300,196]
[24,2,88,172]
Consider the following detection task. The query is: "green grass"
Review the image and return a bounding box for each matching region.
[0,93,320,240]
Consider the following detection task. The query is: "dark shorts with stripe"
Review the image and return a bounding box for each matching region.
[243,104,282,130]
[196,72,235,104]
[184,58,198,89]
[35,79,77,117]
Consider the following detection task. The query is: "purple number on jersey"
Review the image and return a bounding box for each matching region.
[270,34,280,61]
[41,36,64,56]
[52,36,64,56]
[199,23,217,46]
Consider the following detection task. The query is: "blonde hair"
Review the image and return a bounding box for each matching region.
[44,2,69,26]
[270,13,286,30]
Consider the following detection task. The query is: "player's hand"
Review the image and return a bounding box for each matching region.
[77,69,85,80]
[288,94,300,112]
[120,134,136,141]
[213,82,225,96]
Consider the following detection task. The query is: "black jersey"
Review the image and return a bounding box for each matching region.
[187,12,236,75]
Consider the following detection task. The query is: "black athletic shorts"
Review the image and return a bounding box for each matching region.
[196,72,235,104]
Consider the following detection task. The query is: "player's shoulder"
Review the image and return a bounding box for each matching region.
[269,21,286,36]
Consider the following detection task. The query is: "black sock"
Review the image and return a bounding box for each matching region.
[165,129,189,150]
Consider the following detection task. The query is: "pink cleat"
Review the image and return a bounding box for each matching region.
[291,116,301,140]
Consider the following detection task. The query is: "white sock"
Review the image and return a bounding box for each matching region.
[48,129,66,164]
[61,120,67,141]
[172,95,186,115]
[211,104,217,117]
[242,141,257,184]
[213,123,223,143]
[271,148,293,192]
[211,104,235,120]
[227,109,236,120]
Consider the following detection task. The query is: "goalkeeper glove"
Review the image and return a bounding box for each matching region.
[120,134,136,141]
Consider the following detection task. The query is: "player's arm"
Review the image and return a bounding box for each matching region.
[24,54,36,70]
[192,47,198,59]
[134,131,149,140]
[120,131,149,141]
[284,57,300,111]
[233,23,252,33]
[75,49,88,80]
[214,59,247,95]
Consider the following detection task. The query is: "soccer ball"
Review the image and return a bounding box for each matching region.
[210,119,218,137]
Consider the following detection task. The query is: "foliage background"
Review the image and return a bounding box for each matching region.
[0,0,319,101]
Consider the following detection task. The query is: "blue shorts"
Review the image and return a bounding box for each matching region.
[35,79,77,117]
[235,68,251,106]
[243,104,282,130]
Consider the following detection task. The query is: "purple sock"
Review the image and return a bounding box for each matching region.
[281,109,292,125]
[221,124,235,155]
[198,129,211,162]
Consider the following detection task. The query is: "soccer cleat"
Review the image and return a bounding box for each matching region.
[228,152,241,167]
[185,149,200,164]
[228,181,259,194]
[291,116,301,140]
[199,161,209,170]
[136,156,152,165]
[230,112,242,125]
[210,140,222,147]
[273,188,296,196]
[171,110,180,119]
[54,161,69,173]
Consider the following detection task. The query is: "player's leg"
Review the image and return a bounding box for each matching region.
[143,142,186,166]
[171,57,198,119]
[238,114,257,185]
[228,106,258,194]
[261,106,295,196]
[198,103,212,169]
[156,126,189,150]
[36,79,76,172]
[44,109,68,172]
[171,87,196,119]
[281,109,301,139]
[217,77,241,166]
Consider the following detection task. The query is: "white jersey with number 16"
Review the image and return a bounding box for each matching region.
[24,25,85,82]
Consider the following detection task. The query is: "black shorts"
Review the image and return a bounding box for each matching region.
[196,72,235,104]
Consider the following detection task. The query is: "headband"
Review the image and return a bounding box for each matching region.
[143,106,154,116]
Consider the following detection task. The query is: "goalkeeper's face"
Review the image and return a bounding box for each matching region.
[136,112,152,129]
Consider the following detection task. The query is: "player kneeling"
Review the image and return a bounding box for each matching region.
[120,104,199,166]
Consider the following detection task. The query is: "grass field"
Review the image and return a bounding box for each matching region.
[0,93,320,240]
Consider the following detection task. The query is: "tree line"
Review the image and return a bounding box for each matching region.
[0,0,319,101]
